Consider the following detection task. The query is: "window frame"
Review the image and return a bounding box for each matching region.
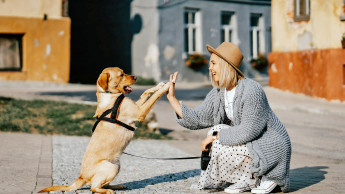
[0,34,23,72]
[294,0,310,21]
[184,8,202,54]
[250,13,265,59]
[220,11,236,43]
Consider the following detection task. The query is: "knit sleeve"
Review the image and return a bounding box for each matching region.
[174,88,217,130]
[219,84,269,146]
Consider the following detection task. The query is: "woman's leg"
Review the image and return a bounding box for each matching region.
[191,125,231,190]
[192,124,258,190]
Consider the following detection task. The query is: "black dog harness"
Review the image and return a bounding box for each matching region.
[92,94,135,133]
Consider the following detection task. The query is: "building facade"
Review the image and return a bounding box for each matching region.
[0,0,70,83]
[269,0,345,101]
[0,0,270,84]
[131,0,271,83]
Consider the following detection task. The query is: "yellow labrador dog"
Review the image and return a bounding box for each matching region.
[39,67,170,194]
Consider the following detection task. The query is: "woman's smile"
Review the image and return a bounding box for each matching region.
[209,54,221,82]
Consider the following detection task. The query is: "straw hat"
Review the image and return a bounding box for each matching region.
[206,42,244,77]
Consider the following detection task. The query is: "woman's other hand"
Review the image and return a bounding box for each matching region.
[201,135,214,151]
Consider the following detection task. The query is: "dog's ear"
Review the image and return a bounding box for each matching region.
[97,72,109,91]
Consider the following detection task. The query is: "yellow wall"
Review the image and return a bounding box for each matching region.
[0,0,62,18]
[0,16,71,83]
[271,0,345,52]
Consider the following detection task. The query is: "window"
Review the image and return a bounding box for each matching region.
[184,8,201,54]
[221,11,235,43]
[294,0,310,21]
[0,34,23,71]
[250,14,264,59]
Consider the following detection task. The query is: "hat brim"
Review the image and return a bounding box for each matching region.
[206,44,244,77]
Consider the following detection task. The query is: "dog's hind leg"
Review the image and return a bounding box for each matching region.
[136,82,166,106]
[91,187,115,194]
[91,175,117,194]
[90,161,120,194]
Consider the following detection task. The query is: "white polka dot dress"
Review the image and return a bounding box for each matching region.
[191,124,257,190]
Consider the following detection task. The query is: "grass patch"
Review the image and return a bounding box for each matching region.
[0,97,171,139]
[135,76,156,85]
[135,121,172,140]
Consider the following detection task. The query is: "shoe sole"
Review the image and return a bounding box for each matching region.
[251,183,277,193]
[225,188,251,193]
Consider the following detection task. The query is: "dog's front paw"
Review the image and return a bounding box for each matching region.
[161,82,170,91]
[157,82,166,88]
[145,82,165,94]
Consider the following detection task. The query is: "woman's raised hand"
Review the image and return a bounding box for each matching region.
[167,72,178,100]
[166,72,182,118]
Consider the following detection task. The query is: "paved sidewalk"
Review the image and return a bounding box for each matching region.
[1,80,345,193]
[0,133,52,194]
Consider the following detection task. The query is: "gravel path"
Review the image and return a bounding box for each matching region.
[51,136,217,194]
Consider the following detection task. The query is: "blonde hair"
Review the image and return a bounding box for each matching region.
[209,55,241,89]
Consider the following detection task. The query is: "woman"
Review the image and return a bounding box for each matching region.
[166,42,291,193]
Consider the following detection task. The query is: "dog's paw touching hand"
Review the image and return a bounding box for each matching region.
[157,82,166,87]
[162,82,170,91]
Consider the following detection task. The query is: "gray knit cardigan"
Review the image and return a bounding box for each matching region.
[175,78,291,192]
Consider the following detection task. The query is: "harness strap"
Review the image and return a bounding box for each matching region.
[92,94,135,133]
[110,94,124,120]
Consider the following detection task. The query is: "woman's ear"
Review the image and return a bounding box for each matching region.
[97,72,109,91]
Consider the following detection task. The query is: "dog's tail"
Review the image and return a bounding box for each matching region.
[38,177,86,193]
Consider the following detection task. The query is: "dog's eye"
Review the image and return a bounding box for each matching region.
[120,74,124,77]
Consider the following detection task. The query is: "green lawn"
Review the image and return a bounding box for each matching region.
[0,97,171,139]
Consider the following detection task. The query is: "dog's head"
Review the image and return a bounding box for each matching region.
[96,67,136,94]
